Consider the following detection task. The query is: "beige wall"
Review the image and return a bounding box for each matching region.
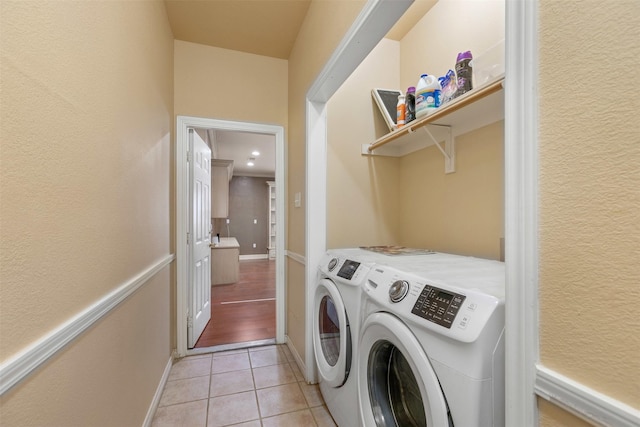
[0,0,174,425]
[0,272,171,426]
[399,121,504,259]
[326,39,401,248]
[398,0,505,258]
[538,398,593,427]
[537,0,640,422]
[286,0,366,362]
[399,0,505,91]
[174,40,288,126]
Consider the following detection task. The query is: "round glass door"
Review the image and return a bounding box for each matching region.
[313,278,350,387]
[318,295,340,366]
[358,312,450,427]
[368,340,426,426]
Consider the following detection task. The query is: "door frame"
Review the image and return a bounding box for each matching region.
[305,0,538,424]
[176,115,286,357]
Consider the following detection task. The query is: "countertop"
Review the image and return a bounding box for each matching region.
[210,237,239,249]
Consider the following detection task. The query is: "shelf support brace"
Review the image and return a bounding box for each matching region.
[422,124,455,174]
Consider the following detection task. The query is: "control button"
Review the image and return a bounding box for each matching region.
[458,315,470,329]
[328,258,338,271]
[467,303,478,311]
[389,280,409,303]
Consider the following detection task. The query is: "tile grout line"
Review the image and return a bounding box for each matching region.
[206,353,213,426]
[249,349,266,425]
[166,344,330,427]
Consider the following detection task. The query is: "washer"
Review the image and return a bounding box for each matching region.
[313,248,378,427]
[358,253,505,427]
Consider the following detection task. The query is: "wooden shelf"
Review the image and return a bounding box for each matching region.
[363,75,504,159]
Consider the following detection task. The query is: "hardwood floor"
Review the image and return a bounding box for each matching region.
[194,259,276,348]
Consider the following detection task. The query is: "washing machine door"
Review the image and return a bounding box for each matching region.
[358,312,451,427]
[313,278,352,388]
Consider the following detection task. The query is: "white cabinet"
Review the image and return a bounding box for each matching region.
[211,237,240,285]
[212,159,233,218]
[267,181,276,259]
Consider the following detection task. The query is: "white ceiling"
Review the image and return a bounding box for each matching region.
[212,130,276,177]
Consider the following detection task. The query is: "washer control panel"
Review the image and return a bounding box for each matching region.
[337,259,361,280]
[319,251,372,285]
[411,286,465,329]
[364,263,504,342]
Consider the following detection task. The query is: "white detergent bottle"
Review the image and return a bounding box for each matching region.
[415,74,441,119]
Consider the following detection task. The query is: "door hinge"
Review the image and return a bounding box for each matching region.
[187,315,193,328]
[186,232,190,245]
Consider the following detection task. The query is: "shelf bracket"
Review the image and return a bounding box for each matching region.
[421,124,455,174]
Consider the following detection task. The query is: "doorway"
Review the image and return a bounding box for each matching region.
[195,130,277,348]
[176,116,285,357]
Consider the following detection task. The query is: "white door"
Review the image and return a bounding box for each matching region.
[313,278,351,387]
[358,312,450,427]
[188,129,212,348]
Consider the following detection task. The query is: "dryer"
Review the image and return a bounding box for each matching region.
[358,254,505,427]
[313,248,377,427]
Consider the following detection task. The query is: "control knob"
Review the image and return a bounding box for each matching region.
[328,258,338,271]
[389,280,409,303]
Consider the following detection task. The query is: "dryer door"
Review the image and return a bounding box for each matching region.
[313,278,352,388]
[358,312,451,427]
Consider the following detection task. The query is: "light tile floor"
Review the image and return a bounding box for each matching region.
[152,344,337,427]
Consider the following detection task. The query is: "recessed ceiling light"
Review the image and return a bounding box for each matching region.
[247,156,255,167]
[247,161,254,166]
[251,151,260,156]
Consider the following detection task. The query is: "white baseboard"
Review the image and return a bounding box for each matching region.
[285,250,306,265]
[0,254,175,396]
[285,336,313,384]
[535,364,640,427]
[239,254,268,260]
[143,355,173,427]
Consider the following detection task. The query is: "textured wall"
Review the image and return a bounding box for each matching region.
[0,0,174,424]
[174,40,288,126]
[538,398,593,427]
[0,272,171,426]
[397,0,505,259]
[399,0,504,92]
[285,0,366,361]
[326,38,401,249]
[399,121,504,259]
[538,0,640,418]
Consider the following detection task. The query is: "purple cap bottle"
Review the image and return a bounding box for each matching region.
[405,86,416,123]
[455,51,473,96]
